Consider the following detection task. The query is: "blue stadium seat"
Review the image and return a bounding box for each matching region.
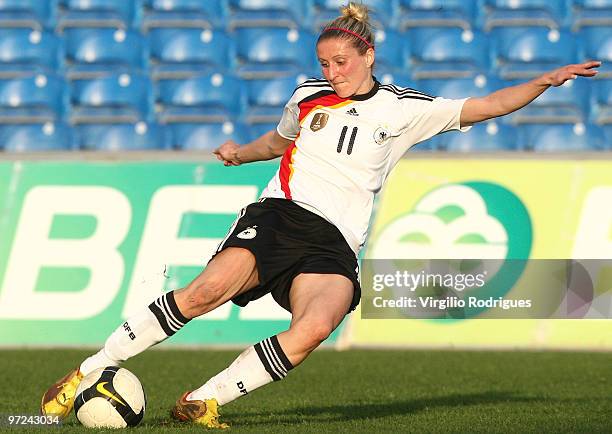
[57,0,139,31]
[376,70,416,88]
[0,0,57,30]
[142,0,227,31]
[75,122,169,150]
[572,0,612,30]
[234,28,317,79]
[409,140,437,152]
[247,121,278,140]
[408,28,489,79]
[578,27,612,78]
[0,29,62,76]
[436,121,519,151]
[64,28,147,79]
[313,0,399,31]
[491,28,577,80]
[0,74,65,123]
[416,74,502,100]
[148,28,234,79]
[69,72,152,124]
[589,79,612,125]
[603,124,612,144]
[373,29,410,73]
[502,77,589,125]
[155,73,245,123]
[0,122,73,152]
[245,74,308,123]
[228,0,313,30]
[399,0,478,31]
[168,122,250,150]
[483,0,568,30]
[520,123,608,151]
[575,0,612,7]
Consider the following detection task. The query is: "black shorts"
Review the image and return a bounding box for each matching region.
[213,198,361,313]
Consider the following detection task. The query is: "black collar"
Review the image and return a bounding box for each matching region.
[350,77,379,101]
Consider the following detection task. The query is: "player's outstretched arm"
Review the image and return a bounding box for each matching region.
[213,130,293,166]
[459,60,601,127]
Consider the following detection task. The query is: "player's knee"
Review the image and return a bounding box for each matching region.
[311,323,333,345]
[293,319,334,349]
[185,275,229,313]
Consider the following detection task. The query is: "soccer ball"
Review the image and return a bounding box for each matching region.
[74,366,146,428]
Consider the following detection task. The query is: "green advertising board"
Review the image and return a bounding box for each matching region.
[0,160,343,346]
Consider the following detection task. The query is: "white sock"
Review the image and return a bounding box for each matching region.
[80,291,190,376]
[188,335,293,405]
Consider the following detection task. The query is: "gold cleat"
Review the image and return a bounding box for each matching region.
[40,368,84,419]
[171,392,230,429]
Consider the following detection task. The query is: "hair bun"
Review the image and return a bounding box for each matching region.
[341,2,369,23]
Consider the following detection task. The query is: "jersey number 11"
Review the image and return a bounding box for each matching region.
[337,126,358,155]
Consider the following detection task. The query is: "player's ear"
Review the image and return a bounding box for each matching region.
[365,48,374,69]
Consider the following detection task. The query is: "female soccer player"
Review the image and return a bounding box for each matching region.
[42,2,600,429]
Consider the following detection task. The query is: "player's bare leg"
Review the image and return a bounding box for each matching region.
[41,247,258,419]
[277,273,353,365]
[176,274,353,428]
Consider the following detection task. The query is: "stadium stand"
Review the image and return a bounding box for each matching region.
[68,72,151,124]
[167,121,250,150]
[399,0,478,31]
[409,140,436,152]
[501,78,589,125]
[74,122,168,151]
[155,72,245,123]
[0,29,63,76]
[64,28,147,78]
[572,0,612,31]
[0,0,58,31]
[590,78,612,124]
[520,122,608,151]
[0,122,73,151]
[313,0,398,31]
[483,0,569,31]
[148,28,234,79]
[0,0,608,153]
[234,27,317,78]
[57,0,139,31]
[435,121,520,151]
[578,26,612,77]
[408,27,489,79]
[416,74,502,100]
[490,27,577,80]
[228,0,312,30]
[142,0,226,31]
[245,74,308,124]
[372,29,409,73]
[248,121,279,140]
[0,73,65,123]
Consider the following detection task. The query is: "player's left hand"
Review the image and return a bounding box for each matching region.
[547,60,601,87]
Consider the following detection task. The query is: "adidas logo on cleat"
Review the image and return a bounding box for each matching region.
[346,108,359,116]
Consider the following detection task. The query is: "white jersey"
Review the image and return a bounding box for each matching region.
[260,78,470,255]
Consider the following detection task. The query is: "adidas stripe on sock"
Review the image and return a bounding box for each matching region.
[148,291,190,336]
[253,335,294,381]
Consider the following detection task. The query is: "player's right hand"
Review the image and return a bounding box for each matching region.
[213,140,242,166]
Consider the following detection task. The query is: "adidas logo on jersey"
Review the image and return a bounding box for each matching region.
[346,108,359,116]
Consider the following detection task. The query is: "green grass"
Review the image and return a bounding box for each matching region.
[5,349,612,433]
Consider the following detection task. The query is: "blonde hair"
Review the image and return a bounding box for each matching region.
[318,2,374,55]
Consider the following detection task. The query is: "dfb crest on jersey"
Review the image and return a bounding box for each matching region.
[374,127,390,144]
[310,113,329,132]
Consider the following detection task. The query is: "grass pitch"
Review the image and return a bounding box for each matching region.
[4,349,612,433]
